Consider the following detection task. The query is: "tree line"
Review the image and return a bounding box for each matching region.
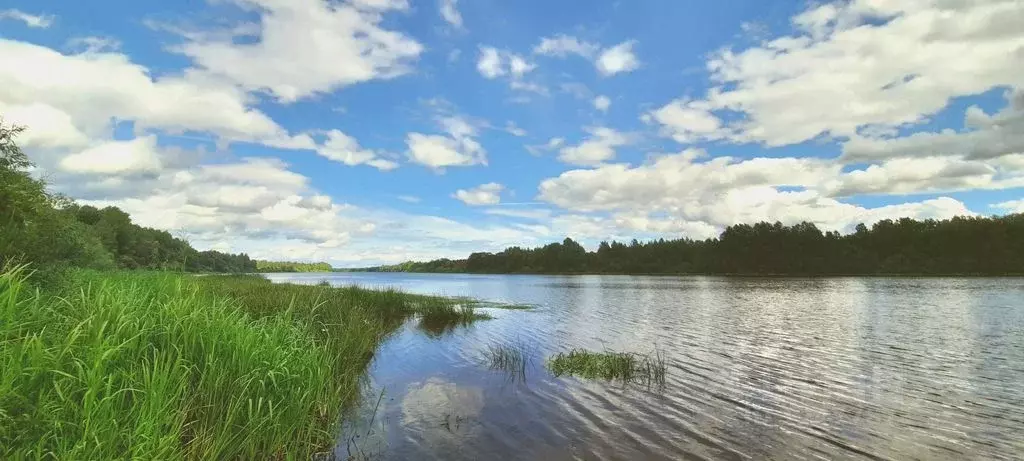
[368,216,1024,276]
[255,261,333,272]
[1,119,256,280]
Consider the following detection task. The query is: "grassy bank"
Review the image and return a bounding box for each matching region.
[0,267,485,460]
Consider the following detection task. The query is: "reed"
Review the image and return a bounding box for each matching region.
[485,342,530,382]
[547,348,666,386]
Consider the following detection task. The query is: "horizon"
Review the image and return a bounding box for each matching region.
[2,0,1023,268]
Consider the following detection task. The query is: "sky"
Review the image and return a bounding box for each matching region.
[2,0,1023,267]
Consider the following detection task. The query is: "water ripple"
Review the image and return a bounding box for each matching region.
[266,273,1024,460]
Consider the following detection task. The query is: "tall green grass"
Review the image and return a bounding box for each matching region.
[547,348,666,387]
[0,267,487,459]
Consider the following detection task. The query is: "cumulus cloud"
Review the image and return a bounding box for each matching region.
[172,0,422,102]
[0,9,53,28]
[59,136,164,175]
[593,95,611,112]
[993,199,1024,214]
[317,130,398,170]
[596,41,640,76]
[537,149,979,235]
[0,39,292,147]
[453,183,504,206]
[476,46,540,93]
[406,133,486,169]
[0,38,398,176]
[824,156,1024,197]
[77,157,366,253]
[405,111,488,169]
[476,46,504,79]
[645,99,726,143]
[649,0,1024,147]
[842,89,1024,163]
[558,126,631,166]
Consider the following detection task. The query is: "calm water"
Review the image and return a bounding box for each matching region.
[265,273,1024,461]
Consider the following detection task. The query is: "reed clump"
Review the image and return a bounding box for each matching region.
[547,348,666,386]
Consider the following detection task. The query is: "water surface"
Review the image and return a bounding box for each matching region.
[266,273,1024,460]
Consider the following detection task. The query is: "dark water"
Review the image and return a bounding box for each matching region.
[265,273,1024,461]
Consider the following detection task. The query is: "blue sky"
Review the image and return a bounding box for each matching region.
[2,0,1023,266]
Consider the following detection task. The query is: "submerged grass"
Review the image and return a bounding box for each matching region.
[547,348,667,387]
[0,267,488,460]
[485,342,530,382]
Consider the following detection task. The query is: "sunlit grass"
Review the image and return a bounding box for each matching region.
[0,267,488,459]
[547,348,666,386]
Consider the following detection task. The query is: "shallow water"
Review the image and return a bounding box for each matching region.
[265,273,1024,461]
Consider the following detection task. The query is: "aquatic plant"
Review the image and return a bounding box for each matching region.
[414,298,491,337]
[547,348,666,386]
[485,342,531,382]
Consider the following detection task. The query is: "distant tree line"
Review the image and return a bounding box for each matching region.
[368,216,1024,276]
[1,119,255,280]
[255,261,333,272]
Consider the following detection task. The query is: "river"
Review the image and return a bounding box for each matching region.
[264,273,1024,461]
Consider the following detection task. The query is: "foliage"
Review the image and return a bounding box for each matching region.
[0,267,487,459]
[374,216,1024,275]
[0,118,254,281]
[255,260,333,273]
[547,349,667,386]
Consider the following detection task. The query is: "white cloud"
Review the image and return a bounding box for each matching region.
[0,39,291,147]
[650,0,1024,147]
[453,183,504,206]
[406,133,486,169]
[76,157,368,255]
[593,95,611,112]
[824,156,1024,197]
[596,41,640,76]
[476,46,505,79]
[173,0,422,102]
[67,36,122,53]
[645,99,725,143]
[0,9,53,28]
[439,0,463,29]
[349,0,410,10]
[537,149,981,236]
[536,36,640,77]
[842,89,1024,163]
[503,121,526,137]
[484,208,552,220]
[558,127,631,166]
[404,112,488,169]
[476,46,539,93]
[533,35,599,58]
[397,195,421,203]
[317,130,398,170]
[525,137,565,156]
[59,136,164,175]
[508,55,536,78]
[993,199,1024,214]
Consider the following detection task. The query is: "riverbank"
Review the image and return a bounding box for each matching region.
[0,267,485,459]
